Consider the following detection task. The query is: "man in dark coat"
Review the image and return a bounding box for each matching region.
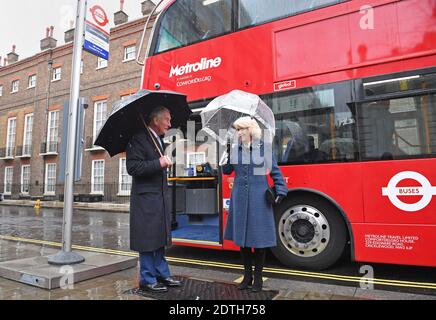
[126,106,181,292]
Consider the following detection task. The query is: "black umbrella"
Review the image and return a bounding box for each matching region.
[94,89,191,157]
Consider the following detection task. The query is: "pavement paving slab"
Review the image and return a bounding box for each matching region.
[0,250,138,289]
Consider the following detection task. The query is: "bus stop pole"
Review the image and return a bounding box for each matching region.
[48,0,87,265]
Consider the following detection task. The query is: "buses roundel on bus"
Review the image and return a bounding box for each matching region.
[138,0,436,270]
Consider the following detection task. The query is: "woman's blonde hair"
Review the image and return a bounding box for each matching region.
[233,116,262,140]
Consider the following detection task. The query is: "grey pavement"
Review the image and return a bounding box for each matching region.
[0,239,435,300]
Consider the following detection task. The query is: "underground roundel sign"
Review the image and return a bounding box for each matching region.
[89,5,109,28]
[382,171,436,212]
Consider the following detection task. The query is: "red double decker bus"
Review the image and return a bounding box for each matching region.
[139,0,436,270]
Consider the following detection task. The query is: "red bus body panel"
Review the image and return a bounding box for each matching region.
[143,0,436,97]
[143,0,436,266]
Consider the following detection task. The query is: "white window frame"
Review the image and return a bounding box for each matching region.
[4,167,13,195]
[91,160,105,195]
[118,158,131,196]
[123,45,136,62]
[44,163,56,195]
[6,117,16,157]
[11,80,19,93]
[93,100,107,143]
[21,165,30,194]
[52,67,62,81]
[0,85,3,96]
[47,110,59,153]
[28,74,37,88]
[23,113,33,156]
[97,57,108,69]
[187,152,206,168]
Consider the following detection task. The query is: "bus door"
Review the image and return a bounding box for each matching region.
[166,106,224,248]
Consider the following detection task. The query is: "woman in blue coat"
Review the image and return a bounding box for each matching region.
[222,117,288,292]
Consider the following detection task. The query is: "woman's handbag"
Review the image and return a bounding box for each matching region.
[265,186,276,206]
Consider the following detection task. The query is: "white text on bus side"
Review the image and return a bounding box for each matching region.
[169,57,222,77]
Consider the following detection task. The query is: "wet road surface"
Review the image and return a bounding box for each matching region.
[0,206,130,250]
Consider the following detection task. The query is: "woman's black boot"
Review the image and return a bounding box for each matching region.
[238,247,253,290]
[252,248,266,292]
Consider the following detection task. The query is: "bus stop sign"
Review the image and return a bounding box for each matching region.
[84,3,110,60]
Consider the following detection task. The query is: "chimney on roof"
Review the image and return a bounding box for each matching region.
[3,57,7,66]
[141,0,155,16]
[41,26,57,51]
[114,0,129,25]
[7,45,19,64]
[65,20,75,43]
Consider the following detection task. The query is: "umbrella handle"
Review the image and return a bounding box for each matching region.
[138,113,164,158]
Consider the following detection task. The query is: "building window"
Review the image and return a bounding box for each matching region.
[120,91,135,101]
[44,163,57,195]
[118,158,131,195]
[52,67,62,81]
[91,160,105,194]
[123,45,136,61]
[21,165,30,194]
[11,80,19,93]
[4,167,13,195]
[47,110,59,153]
[23,113,33,155]
[0,85,3,96]
[80,60,84,74]
[28,75,37,88]
[93,100,107,142]
[97,57,108,69]
[6,117,16,157]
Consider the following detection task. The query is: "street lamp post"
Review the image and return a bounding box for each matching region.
[48,0,87,265]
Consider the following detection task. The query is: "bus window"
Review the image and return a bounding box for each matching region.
[362,72,436,97]
[357,94,436,161]
[357,70,436,161]
[154,0,233,54]
[238,0,347,29]
[166,111,219,178]
[263,81,357,165]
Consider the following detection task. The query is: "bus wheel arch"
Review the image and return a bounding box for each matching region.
[271,189,353,270]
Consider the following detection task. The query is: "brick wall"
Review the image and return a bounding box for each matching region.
[0,15,154,201]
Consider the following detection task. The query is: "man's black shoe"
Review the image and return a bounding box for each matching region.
[157,277,183,287]
[140,282,168,293]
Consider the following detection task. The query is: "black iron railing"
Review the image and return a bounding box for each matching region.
[16,145,32,157]
[40,142,58,154]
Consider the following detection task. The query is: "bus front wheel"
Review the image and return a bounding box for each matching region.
[271,195,347,270]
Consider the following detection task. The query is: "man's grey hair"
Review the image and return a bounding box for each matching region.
[147,106,170,125]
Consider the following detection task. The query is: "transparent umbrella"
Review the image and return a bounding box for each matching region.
[200,90,275,146]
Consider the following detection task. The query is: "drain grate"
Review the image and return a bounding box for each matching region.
[124,277,278,300]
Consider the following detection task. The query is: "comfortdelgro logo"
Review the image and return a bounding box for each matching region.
[169,57,222,77]
[382,171,436,212]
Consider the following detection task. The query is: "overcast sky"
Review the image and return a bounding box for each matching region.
[0,0,161,62]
